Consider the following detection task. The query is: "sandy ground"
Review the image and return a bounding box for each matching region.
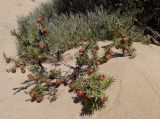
[0,0,160,119]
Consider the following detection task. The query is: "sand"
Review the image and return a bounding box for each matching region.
[0,0,160,119]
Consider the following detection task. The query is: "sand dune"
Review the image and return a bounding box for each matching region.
[0,0,160,119]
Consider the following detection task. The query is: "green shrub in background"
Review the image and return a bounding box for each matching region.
[54,0,160,30]
[17,0,144,59]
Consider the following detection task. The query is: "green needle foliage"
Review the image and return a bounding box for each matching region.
[17,0,144,59]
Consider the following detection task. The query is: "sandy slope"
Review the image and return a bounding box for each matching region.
[0,0,160,119]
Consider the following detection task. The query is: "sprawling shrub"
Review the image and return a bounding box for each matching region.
[5,23,135,113]
[4,0,138,115]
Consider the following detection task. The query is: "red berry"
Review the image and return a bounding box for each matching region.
[77,90,85,97]
[11,68,16,73]
[69,83,75,89]
[36,96,42,103]
[95,59,100,66]
[6,58,11,63]
[45,79,51,85]
[39,43,45,50]
[86,95,92,100]
[122,38,129,43]
[30,91,36,98]
[16,63,21,68]
[87,68,94,75]
[98,74,105,81]
[79,48,85,56]
[56,79,62,85]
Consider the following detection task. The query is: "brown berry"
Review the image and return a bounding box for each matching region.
[6,58,11,64]
[77,90,85,97]
[69,83,75,89]
[100,96,108,102]
[21,68,26,74]
[122,38,129,43]
[56,79,62,85]
[94,45,99,50]
[104,54,111,62]
[87,68,94,75]
[12,68,16,73]
[30,91,36,98]
[43,28,49,34]
[16,63,21,68]
[95,59,100,66]
[36,96,42,103]
[107,48,113,55]
[98,74,105,81]
[79,48,85,56]
[86,95,92,100]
